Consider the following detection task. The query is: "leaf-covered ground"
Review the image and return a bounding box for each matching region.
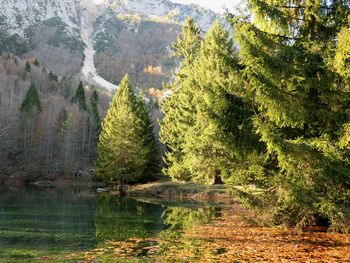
[50,205,350,262]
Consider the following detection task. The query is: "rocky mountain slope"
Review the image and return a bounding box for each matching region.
[0,0,220,89]
[0,0,81,37]
[103,0,217,31]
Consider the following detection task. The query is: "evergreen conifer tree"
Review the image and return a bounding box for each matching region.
[18,81,42,175]
[160,17,202,181]
[20,81,42,113]
[72,81,87,110]
[87,90,101,159]
[89,90,101,134]
[232,0,350,229]
[97,75,159,193]
[25,61,31,73]
[161,19,260,184]
[135,96,161,180]
[48,71,58,82]
[185,20,259,184]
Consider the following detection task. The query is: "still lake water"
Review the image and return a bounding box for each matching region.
[0,186,221,262]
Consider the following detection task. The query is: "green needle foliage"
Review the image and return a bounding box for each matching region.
[89,90,101,135]
[184,20,260,184]
[97,75,160,188]
[20,81,42,113]
[162,4,350,230]
[161,17,202,181]
[25,61,31,73]
[18,81,42,175]
[230,0,350,230]
[161,19,260,184]
[71,81,87,110]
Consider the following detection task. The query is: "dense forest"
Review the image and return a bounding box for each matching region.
[160,1,350,230]
[0,55,111,180]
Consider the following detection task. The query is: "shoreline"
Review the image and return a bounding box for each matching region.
[126,181,232,203]
[3,177,234,203]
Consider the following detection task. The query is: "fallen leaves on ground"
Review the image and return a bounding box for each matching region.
[160,206,350,262]
[60,206,350,262]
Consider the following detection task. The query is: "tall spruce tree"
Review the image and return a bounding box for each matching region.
[89,90,101,134]
[232,0,350,229]
[135,96,162,180]
[20,81,42,113]
[72,81,87,110]
[160,17,202,181]
[19,81,42,175]
[97,75,159,193]
[161,19,260,184]
[25,61,31,73]
[184,20,259,184]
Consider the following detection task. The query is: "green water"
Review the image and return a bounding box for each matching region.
[0,187,220,262]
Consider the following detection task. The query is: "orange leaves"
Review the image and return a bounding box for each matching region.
[178,209,350,262]
[58,207,349,262]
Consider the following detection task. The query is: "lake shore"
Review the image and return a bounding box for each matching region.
[124,181,233,203]
[53,204,350,263]
[26,177,234,203]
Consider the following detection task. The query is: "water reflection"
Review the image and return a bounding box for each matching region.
[95,194,164,242]
[161,206,219,239]
[0,187,222,262]
[0,186,97,261]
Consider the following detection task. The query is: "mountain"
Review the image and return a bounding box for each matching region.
[103,0,217,31]
[0,0,81,37]
[0,0,220,89]
[0,0,85,75]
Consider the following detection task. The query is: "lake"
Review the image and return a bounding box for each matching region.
[0,186,222,262]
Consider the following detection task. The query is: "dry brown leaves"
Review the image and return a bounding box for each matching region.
[177,207,350,262]
[62,205,350,262]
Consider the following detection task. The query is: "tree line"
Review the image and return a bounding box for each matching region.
[0,54,110,179]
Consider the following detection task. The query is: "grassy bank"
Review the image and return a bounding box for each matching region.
[126,181,232,202]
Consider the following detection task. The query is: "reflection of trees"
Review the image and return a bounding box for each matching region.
[158,206,221,260]
[0,188,97,256]
[94,194,164,242]
[160,206,219,240]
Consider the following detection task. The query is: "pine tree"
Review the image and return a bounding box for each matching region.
[25,61,31,72]
[48,71,58,82]
[18,81,42,175]
[185,20,259,184]
[135,96,162,180]
[232,0,350,229]
[89,90,101,134]
[86,90,101,160]
[71,81,87,110]
[161,19,260,184]
[20,81,42,113]
[97,75,159,193]
[160,17,202,181]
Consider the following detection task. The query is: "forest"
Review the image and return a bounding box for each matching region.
[158,1,350,231]
[0,0,350,262]
[0,56,112,179]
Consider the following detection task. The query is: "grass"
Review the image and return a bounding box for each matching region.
[127,181,232,202]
